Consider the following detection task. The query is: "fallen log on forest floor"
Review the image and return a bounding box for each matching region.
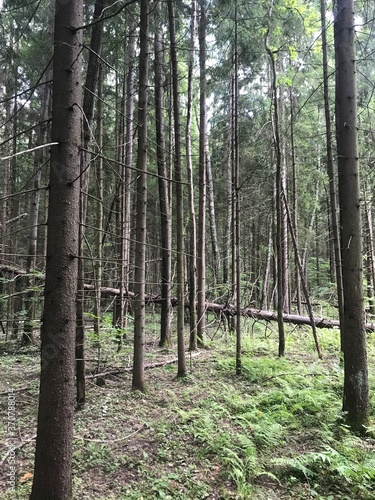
[205,302,375,332]
[83,283,375,332]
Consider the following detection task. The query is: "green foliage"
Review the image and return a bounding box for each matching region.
[85,313,130,356]
[272,434,375,498]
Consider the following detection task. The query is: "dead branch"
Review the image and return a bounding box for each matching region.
[86,351,202,380]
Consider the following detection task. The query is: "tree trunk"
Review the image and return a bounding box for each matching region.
[186,0,198,351]
[321,0,345,349]
[364,195,375,316]
[282,192,322,358]
[197,0,207,344]
[120,17,136,346]
[289,87,301,315]
[76,0,107,407]
[334,0,369,430]
[94,63,104,343]
[168,0,187,377]
[155,3,172,348]
[266,31,285,357]
[132,0,149,392]
[234,3,241,375]
[261,223,273,310]
[223,100,233,286]
[206,144,220,283]
[30,0,82,497]
[23,78,51,345]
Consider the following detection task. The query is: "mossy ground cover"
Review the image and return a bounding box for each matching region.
[1,318,375,499]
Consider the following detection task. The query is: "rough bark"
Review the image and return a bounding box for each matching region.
[121,18,136,341]
[334,0,369,430]
[155,3,172,348]
[30,0,82,497]
[265,31,285,356]
[364,195,375,316]
[197,0,207,344]
[321,0,345,349]
[282,192,323,358]
[94,63,103,342]
[289,87,301,315]
[233,5,241,375]
[206,144,220,283]
[168,0,187,377]
[76,0,107,407]
[132,0,149,392]
[186,0,198,351]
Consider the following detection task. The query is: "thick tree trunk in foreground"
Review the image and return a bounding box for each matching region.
[334,0,369,430]
[30,1,82,498]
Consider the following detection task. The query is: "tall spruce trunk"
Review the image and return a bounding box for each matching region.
[206,144,220,283]
[132,0,149,392]
[364,197,375,316]
[321,0,344,347]
[76,0,107,406]
[155,3,172,348]
[334,0,369,430]
[186,0,198,350]
[30,0,82,497]
[121,19,136,344]
[94,64,104,342]
[223,85,233,286]
[266,33,285,356]
[234,4,241,374]
[289,88,301,314]
[168,0,187,376]
[197,0,207,343]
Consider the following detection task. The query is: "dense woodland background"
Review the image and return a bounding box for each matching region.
[0,1,374,341]
[0,0,374,336]
[1,0,375,498]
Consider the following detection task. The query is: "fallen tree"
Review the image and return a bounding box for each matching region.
[83,284,375,332]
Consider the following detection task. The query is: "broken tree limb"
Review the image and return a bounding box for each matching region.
[86,351,202,380]
[83,283,375,332]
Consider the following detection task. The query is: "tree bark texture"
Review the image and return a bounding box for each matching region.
[334,0,369,429]
[76,0,107,407]
[197,0,207,343]
[155,3,172,348]
[30,0,82,497]
[186,0,198,351]
[132,0,149,392]
[320,0,345,348]
[168,0,187,376]
[266,32,286,356]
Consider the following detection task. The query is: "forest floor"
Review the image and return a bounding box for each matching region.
[1,315,375,499]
